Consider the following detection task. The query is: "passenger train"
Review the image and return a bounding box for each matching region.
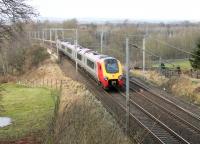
[48,40,124,89]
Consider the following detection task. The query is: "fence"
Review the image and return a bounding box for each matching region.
[158,69,181,78]
[159,69,200,79]
[17,79,64,90]
[148,67,200,79]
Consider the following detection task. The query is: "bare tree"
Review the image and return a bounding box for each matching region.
[0,0,37,75]
[0,0,37,39]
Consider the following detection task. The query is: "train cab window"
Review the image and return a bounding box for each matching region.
[77,53,82,60]
[104,59,119,73]
[67,48,72,54]
[87,59,94,69]
[61,45,65,49]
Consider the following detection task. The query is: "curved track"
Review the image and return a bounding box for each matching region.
[44,43,200,144]
[59,54,190,144]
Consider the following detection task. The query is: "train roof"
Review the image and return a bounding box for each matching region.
[60,41,70,45]
[60,41,117,62]
[83,50,116,62]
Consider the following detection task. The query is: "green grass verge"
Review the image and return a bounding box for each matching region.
[153,60,192,70]
[0,83,57,141]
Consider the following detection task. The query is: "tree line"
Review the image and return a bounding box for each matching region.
[31,19,200,69]
[1,0,200,76]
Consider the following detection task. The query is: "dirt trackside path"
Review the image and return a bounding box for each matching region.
[20,58,131,144]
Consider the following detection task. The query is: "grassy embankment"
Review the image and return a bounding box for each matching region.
[0,83,57,142]
[55,80,131,144]
[132,69,200,105]
[19,58,131,144]
[132,59,200,105]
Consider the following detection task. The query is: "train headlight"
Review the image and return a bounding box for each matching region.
[104,76,108,81]
[118,75,123,80]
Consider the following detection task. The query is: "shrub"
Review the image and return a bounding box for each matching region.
[190,38,200,70]
[31,45,49,66]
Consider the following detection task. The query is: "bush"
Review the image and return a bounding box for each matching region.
[190,38,200,70]
[31,45,49,66]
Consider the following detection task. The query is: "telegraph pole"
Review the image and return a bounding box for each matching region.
[34,31,36,39]
[50,29,52,47]
[27,32,30,40]
[55,29,59,59]
[42,30,45,43]
[35,31,37,39]
[62,30,64,40]
[36,31,38,39]
[100,25,104,54]
[125,37,130,135]
[44,30,47,40]
[142,36,146,73]
[38,31,39,39]
[75,29,78,73]
[159,57,162,73]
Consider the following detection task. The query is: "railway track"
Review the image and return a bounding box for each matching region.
[42,45,198,143]
[59,54,191,143]
[75,69,188,143]
[80,70,190,143]
[130,77,200,118]
[127,78,200,143]
[129,78,200,128]
[117,91,189,144]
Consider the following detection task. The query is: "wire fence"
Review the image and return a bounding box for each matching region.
[17,79,63,90]
[157,68,200,78]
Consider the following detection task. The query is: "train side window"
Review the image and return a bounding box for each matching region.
[67,48,72,54]
[77,53,82,60]
[87,59,94,69]
[61,45,65,49]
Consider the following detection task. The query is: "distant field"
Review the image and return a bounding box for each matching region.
[153,59,192,70]
[0,84,56,140]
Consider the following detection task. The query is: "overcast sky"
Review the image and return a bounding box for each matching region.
[29,0,200,21]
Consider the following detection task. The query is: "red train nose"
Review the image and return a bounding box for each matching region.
[118,79,124,87]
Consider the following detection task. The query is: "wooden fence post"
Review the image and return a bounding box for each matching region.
[60,80,63,91]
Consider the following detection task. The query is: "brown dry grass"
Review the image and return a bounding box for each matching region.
[55,83,130,144]
[164,76,200,104]
[21,58,131,144]
[132,70,200,105]
[131,70,168,86]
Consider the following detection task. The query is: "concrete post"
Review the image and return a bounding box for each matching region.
[142,37,146,73]
[125,37,130,135]
[75,29,78,73]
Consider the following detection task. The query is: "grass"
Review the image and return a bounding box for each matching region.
[55,80,131,144]
[164,77,200,104]
[0,83,56,141]
[132,70,200,105]
[153,60,192,70]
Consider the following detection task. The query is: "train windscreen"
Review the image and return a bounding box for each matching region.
[104,59,119,73]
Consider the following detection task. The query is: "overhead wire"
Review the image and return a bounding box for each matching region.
[129,43,175,67]
[148,37,200,58]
